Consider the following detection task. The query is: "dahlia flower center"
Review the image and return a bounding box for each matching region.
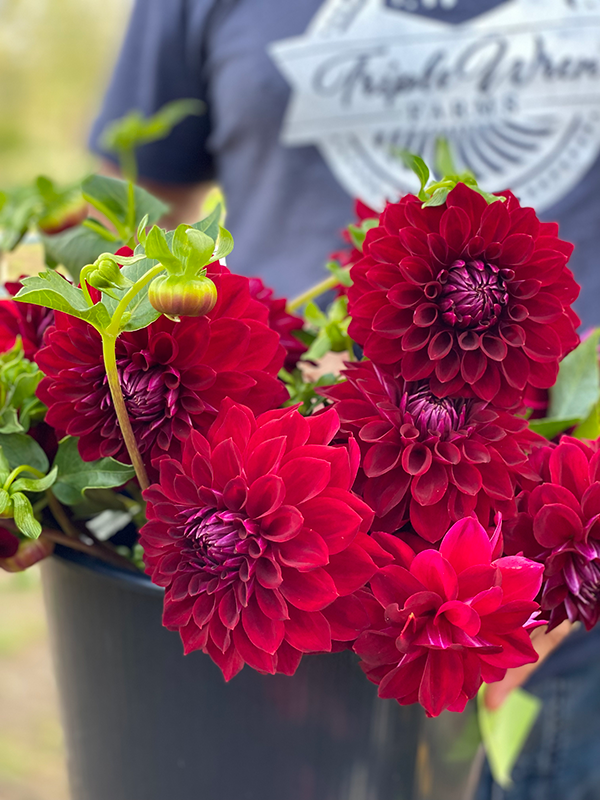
[405,385,466,438]
[118,363,176,425]
[568,546,600,617]
[438,259,508,331]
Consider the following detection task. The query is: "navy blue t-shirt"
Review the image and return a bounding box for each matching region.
[91,0,600,676]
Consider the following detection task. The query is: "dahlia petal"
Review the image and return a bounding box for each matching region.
[428,330,453,361]
[255,583,289,621]
[246,474,285,518]
[494,556,544,603]
[372,305,413,336]
[371,531,415,569]
[435,350,461,383]
[353,630,402,667]
[411,550,458,601]
[299,497,363,554]
[209,613,232,653]
[437,600,481,636]
[326,542,378,595]
[549,443,590,499]
[399,256,434,284]
[371,564,425,607]
[279,566,338,611]
[480,628,538,669]
[388,284,423,309]
[419,649,464,717]
[460,349,487,385]
[245,436,287,484]
[462,441,491,464]
[410,498,452,543]
[284,607,331,653]
[482,600,539,634]
[260,505,304,542]
[218,589,241,629]
[533,503,583,548]
[242,596,285,655]
[499,234,534,266]
[364,469,411,520]
[402,324,432,352]
[446,181,487,225]
[478,460,514,501]
[451,462,483,496]
[306,407,340,446]
[478,200,510,245]
[365,442,403,477]
[379,656,427,701]
[256,556,283,589]
[480,335,508,362]
[398,227,430,258]
[180,618,210,656]
[222,476,248,512]
[473,363,501,403]
[582,483,600,522]
[440,206,471,254]
[275,529,330,570]
[231,625,277,673]
[401,349,434,381]
[280,458,331,505]
[162,596,195,629]
[523,323,562,362]
[439,517,492,573]
[469,586,503,616]
[411,461,448,506]
[322,594,371,641]
[205,639,245,681]
[202,319,250,369]
[211,439,243,489]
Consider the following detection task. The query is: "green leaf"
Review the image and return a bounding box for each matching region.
[191,205,221,243]
[40,224,118,283]
[528,417,580,440]
[397,150,430,199]
[303,331,333,361]
[101,253,164,332]
[477,686,541,789]
[422,187,451,207]
[0,434,49,474]
[145,225,181,270]
[548,329,600,421]
[100,99,204,153]
[52,436,136,506]
[82,175,168,230]
[0,407,24,434]
[574,403,600,440]
[303,301,327,328]
[326,261,353,288]
[11,466,58,494]
[434,138,457,177]
[11,492,42,539]
[0,447,11,479]
[14,271,111,331]
[136,214,149,246]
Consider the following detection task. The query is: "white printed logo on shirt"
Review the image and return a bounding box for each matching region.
[270,0,600,211]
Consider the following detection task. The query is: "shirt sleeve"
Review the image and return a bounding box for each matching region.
[89,0,217,185]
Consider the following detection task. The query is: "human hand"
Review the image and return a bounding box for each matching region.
[484,620,573,710]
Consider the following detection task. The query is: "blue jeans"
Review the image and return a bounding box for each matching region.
[474,657,600,800]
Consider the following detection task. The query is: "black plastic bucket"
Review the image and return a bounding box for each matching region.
[41,549,432,800]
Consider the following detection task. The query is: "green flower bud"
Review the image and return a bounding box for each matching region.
[148,274,217,320]
[87,257,132,294]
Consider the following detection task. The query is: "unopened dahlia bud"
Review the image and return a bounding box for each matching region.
[37,194,87,235]
[148,274,217,319]
[87,257,132,294]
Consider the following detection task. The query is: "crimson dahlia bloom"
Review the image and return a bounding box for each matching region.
[348,183,579,409]
[140,401,382,678]
[248,277,306,370]
[507,437,600,630]
[354,518,543,717]
[0,281,54,358]
[36,263,288,468]
[322,361,542,541]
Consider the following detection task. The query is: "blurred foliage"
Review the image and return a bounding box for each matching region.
[0,0,133,186]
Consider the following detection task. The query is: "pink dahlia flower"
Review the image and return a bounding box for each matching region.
[354,517,543,717]
[506,437,600,630]
[348,183,579,409]
[321,361,542,541]
[36,263,288,468]
[248,277,307,370]
[0,281,54,358]
[140,402,382,679]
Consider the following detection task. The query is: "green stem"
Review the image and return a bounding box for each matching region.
[79,264,96,307]
[105,264,164,336]
[101,332,149,491]
[126,180,136,246]
[4,465,44,491]
[82,219,119,243]
[287,269,350,313]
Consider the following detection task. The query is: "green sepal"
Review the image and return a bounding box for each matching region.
[137,214,149,246]
[14,271,111,332]
[11,466,58,494]
[212,226,234,262]
[326,261,353,288]
[11,492,41,539]
[422,187,451,207]
[347,218,379,252]
[145,225,182,271]
[397,150,430,200]
[0,488,10,515]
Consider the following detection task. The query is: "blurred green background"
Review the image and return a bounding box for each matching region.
[0,1,132,797]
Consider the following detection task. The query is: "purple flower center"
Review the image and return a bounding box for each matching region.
[438,259,509,331]
[180,507,265,593]
[405,385,467,438]
[563,543,600,628]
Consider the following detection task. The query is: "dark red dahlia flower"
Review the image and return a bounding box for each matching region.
[36,263,288,468]
[0,281,54,358]
[354,517,543,717]
[0,527,19,559]
[348,183,580,409]
[321,360,542,542]
[140,401,382,678]
[248,277,307,370]
[506,437,600,631]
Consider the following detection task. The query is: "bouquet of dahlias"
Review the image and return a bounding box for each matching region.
[1,149,597,722]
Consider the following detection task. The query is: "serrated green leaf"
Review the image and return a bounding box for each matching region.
[40,224,120,283]
[11,466,58,494]
[303,301,327,328]
[528,417,580,440]
[423,187,451,207]
[0,434,49,474]
[14,271,111,331]
[51,436,135,506]
[11,492,41,539]
[548,329,600,421]
[82,175,167,230]
[191,205,221,243]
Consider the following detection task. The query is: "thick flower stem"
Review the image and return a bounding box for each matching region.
[287,269,350,313]
[101,332,150,491]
